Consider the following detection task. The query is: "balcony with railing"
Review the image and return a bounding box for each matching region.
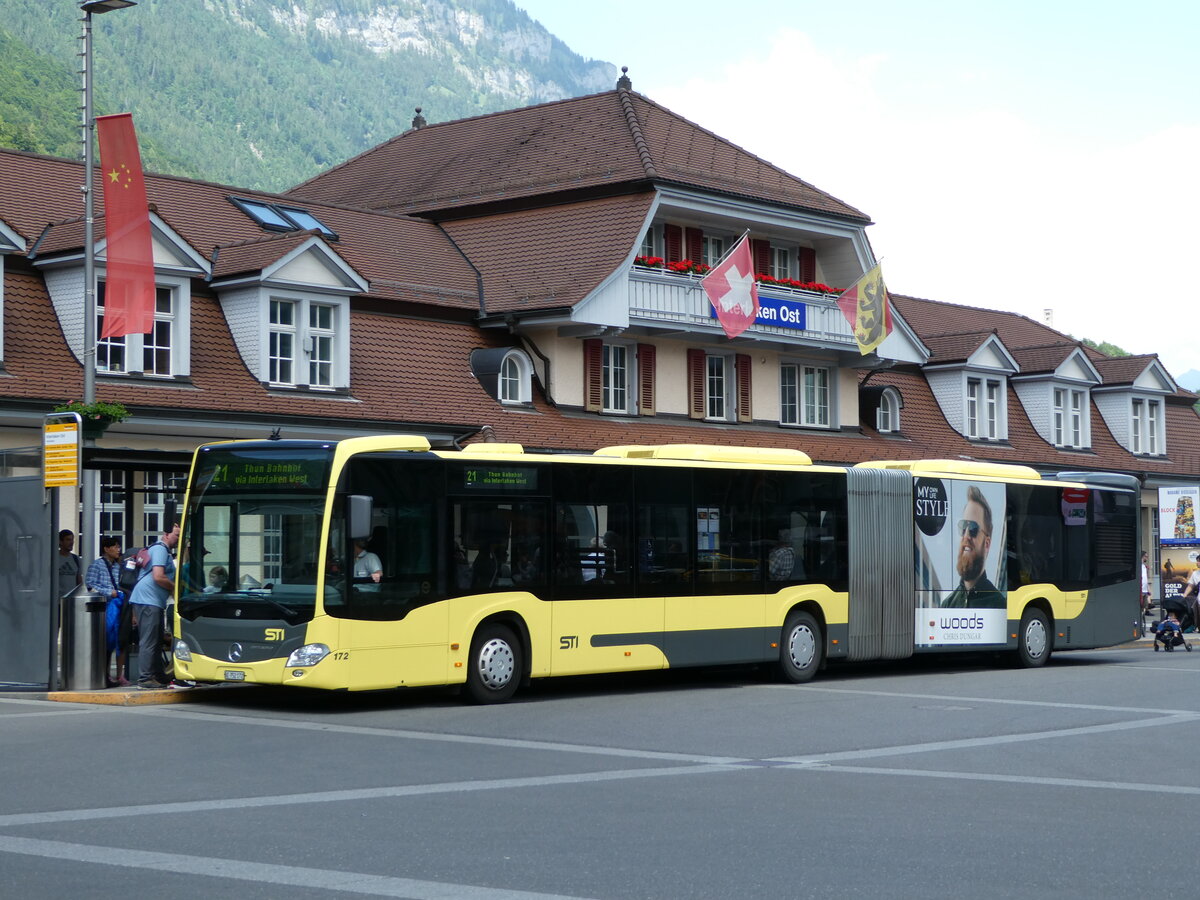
[627,264,856,347]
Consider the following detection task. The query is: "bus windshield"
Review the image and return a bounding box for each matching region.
[178,444,334,624]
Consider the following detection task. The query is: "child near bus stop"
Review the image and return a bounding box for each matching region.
[1154,610,1189,652]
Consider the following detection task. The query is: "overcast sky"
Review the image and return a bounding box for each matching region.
[512,0,1200,379]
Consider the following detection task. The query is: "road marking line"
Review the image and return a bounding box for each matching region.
[0,834,595,900]
[122,706,744,764]
[767,713,1195,765]
[0,763,742,828]
[773,684,1200,716]
[812,764,1200,795]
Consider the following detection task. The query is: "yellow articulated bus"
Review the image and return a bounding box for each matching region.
[172,437,1140,702]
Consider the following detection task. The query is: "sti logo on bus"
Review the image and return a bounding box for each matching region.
[264,628,284,641]
[559,635,579,650]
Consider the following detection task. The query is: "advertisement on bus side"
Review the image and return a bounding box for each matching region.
[913,477,1007,646]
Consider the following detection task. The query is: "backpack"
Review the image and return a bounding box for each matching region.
[118,545,154,592]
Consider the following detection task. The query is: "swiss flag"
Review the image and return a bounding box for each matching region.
[701,234,759,339]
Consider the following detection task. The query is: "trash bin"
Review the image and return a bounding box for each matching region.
[60,588,107,690]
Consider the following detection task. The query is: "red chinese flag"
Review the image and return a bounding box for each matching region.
[701,234,759,339]
[96,113,155,339]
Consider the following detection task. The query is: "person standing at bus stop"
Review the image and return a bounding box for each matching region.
[129,523,180,689]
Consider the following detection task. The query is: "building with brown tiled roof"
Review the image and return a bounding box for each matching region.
[1,74,1198,568]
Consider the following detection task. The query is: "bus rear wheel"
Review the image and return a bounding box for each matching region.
[466,623,522,703]
[777,610,822,683]
[1015,607,1051,668]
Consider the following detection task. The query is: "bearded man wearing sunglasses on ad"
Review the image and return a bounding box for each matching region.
[942,485,1004,609]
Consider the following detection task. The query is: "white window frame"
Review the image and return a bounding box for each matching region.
[702,236,725,267]
[1132,397,1163,455]
[1052,386,1089,448]
[95,274,190,378]
[268,299,297,385]
[639,227,656,258]
[602,342,636,414]
[706,354,731,421]
[769,246,790,280]
[781,362,831,428]
[499,350,533,405]
[308,303,336,387]
[263,291,348,390]
[966,375,1004,440]
[877,388,900,433]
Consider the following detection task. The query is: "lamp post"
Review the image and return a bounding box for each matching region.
[79,0,135,568]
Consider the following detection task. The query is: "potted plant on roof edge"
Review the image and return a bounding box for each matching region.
[53,399,130,440]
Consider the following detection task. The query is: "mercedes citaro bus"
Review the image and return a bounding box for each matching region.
[172,437,1140,702]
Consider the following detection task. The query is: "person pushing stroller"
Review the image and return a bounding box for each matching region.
[1154,610,1191,652]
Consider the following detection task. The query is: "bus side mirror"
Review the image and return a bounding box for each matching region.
[348,495,373,540]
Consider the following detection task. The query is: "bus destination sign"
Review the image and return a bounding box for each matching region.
[201,457,328,492]
[463,466,539,492]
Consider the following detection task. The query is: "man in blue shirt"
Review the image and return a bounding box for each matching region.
[129,523,179,689]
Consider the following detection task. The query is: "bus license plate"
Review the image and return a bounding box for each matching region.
[224,670,246,681]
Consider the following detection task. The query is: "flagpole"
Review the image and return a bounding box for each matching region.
[79,0,136,568]
[80,4,98,573]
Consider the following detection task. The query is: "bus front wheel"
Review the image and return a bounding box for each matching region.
[466,623,522,703]
[1015,607,1051,668]
[777,610,822,683]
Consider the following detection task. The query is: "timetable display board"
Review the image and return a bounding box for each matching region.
[43,413,81,488]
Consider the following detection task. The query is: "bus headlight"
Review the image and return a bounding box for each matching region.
[173,640,192,662]
[286,643,330,667]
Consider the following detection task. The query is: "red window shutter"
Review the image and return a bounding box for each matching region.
[637,343,656,416]
[798,247,816,283]
[685,228,704,263]
[664,224,683,263]
[751,239,771,277]
[687,349,706,419]
[736,353,752,423]
[583,338,602,412]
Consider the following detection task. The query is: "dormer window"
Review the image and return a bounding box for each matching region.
[1053,387,1089,449]
[966,376,1004,440]
[877,387,901,433]
[95,278,190,378]
[499,350,533,404]
[1132,398,1162,455]
[265,294,346,389]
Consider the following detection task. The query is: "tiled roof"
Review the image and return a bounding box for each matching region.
[288,90,869,222]
[1091,354,1160,386]
[1008,343,1081,375]
[891,294,1069,347]
[211,231,318,280]
[440,193,655,314]
[0,149,480,311]
[921,330,996,364]
[858,364,1200,478]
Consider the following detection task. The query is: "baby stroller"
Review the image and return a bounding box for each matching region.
[1154,598,1192,652]
[1162,597,1195,632]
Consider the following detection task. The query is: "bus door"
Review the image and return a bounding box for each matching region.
[332,457,448,689]
[549,467,662,676]
[665,469,766,667]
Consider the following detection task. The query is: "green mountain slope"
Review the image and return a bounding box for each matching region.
[0,0,614,191]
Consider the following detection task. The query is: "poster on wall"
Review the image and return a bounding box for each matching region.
[913,478,1008,646]
[1159,546,1200,602]
[1159,486,1200,544]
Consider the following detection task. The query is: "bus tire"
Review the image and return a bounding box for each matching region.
[466,623,522,703]
[777,610,822,683]
[1015,607,1051,668]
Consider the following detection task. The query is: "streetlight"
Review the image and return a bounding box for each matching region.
[79,0,135,568]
